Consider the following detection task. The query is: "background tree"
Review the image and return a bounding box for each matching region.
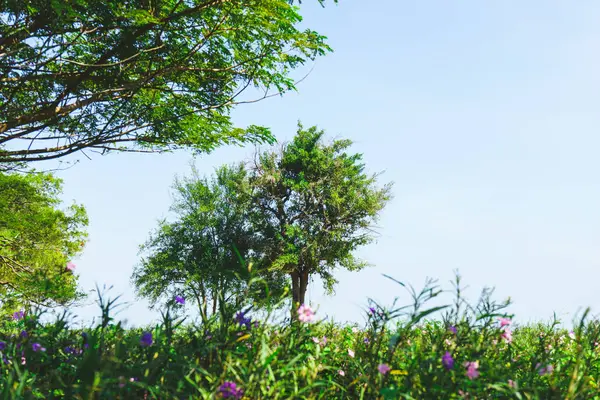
[132,164,285,318]
[249,125,392,312]
[0,171,88,312]
[0,0,334,168]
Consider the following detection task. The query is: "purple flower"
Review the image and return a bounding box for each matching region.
[32,343,46,352]
[12,310,24,321]
[537,363,554,376]
[235,311,252,329]
[218,381,243,399]
[442,351,454,370]
[140,332,153,347]
[448,326,457,334]
[175,295,185,305]
[0,342,6,351]
[369,307,377,315]
[378,363,391,375]
[363,337,370,344]
[20,330,28,338]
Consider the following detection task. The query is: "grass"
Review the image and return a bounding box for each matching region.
[0,276,599,399]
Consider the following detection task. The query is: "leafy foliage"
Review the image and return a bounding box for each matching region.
[249,124,393,307]
[0,171,88,311]
[132,164,286,317]
[134,125,392,313]
[1,276,599,399]
[0,0,334,167]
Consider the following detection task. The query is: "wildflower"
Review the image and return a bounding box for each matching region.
[448,326,457,334]
[537,364,554,376]
[338,369,345,376]
[66,262,76,272]
[352,327,359,334]
[235,311,252,329]
[21,356,26,365]
[20,330,27,338]
[175,295,185,305]
[130,377,139,382]
[464,361,479,379]
[312,337,320,344]
[363,337,370,344]
[0,342,5,351]
[445,338,453,346]
[568,331,576,339]
[140,332,153,347]
[498,317,511,327]
[501,328,513,343]
[378,364,391,375]
[348,349,355,358]
[369,307,376,315]
[218,381,243,399]
[508,379,516,389]
[32,343,46,352]
[320,336,327,346]
[12,310,24,321]
[442,351,454,370]
[297,304,315,323]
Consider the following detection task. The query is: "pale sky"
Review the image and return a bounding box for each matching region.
[45,1,600,327]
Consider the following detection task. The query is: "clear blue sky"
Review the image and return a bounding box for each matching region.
[49,1,600,327]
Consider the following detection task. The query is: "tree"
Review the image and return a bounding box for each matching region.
[249,125,392,313]
[132,164,285,317]
[0,0,334,168]
[0,171,88,311]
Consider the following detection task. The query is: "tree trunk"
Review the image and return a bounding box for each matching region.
[290,269,310,319]
[290,270,300,319]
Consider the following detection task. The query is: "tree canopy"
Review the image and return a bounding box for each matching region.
[0,171,88,311]
[249,125,393,310]
[133,124,392,315]
[132,164,286,317]
[0,0,333,168]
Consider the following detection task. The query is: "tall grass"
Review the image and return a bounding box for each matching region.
[0,275,599,399]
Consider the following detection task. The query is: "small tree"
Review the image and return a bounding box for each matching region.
[0,0,334,168]
[250,124,392,313]
[0,171,88,311]
[132,164,285,317]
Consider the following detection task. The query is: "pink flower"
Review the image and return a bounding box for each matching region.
[377,364,391,375]
[501,328,513,343]
[498,317,511,327]
[338,370,345,376]
[348,349,355,358]
[66,262,76,272]
[297,304,315,323]
[463,361,480,380]
[508,379,516,389]
[312,337,320,344]
[568,331,576,339]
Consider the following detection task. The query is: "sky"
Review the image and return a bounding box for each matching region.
[43,0,600,328]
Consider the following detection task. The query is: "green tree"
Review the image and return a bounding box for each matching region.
[249,125,392,312]
[132,164,284,317]
[0,171,88,311]
[0,0,334,168]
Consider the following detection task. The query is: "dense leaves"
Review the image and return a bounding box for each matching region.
[249,124,393,308]
[132,164,286,317]
[0,0,333,167]
[0,171,88,311]
[133,125,392,314]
